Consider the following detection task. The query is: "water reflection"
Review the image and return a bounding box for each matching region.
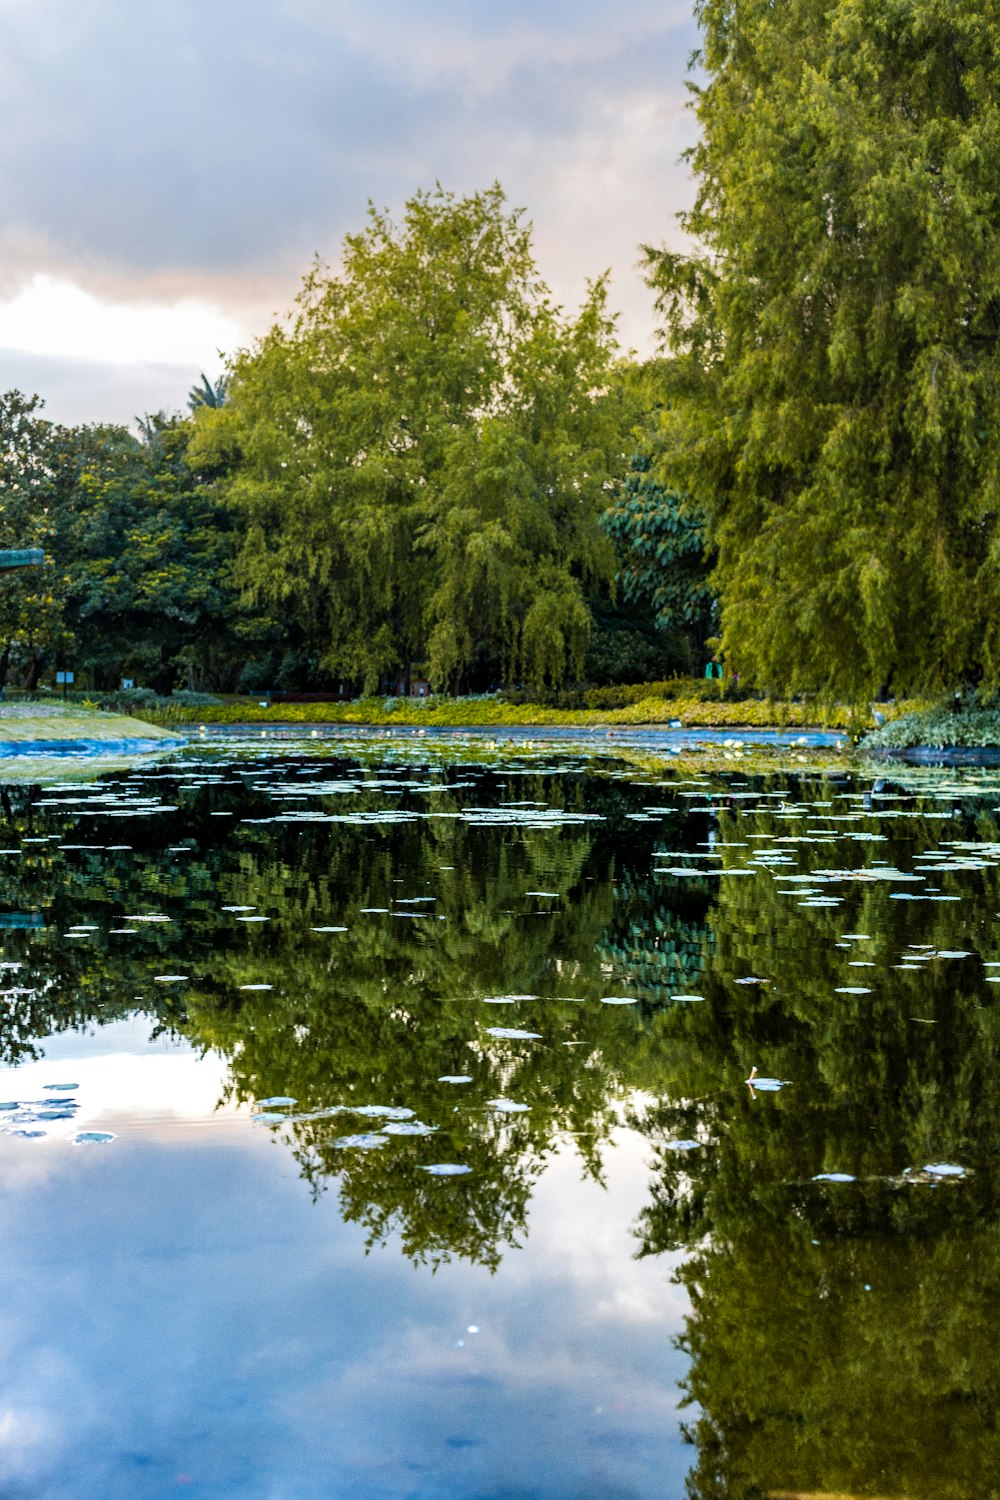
[2,750,1000,1494]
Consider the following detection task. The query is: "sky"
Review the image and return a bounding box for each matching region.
[0,1019,692,1498]
[0,0,700,429]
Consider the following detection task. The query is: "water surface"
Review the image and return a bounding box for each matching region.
[0,740,998,1497]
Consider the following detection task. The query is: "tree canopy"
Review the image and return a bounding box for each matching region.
[646,0,1000,700]
[195,184,632,693]
[0,390,72,688]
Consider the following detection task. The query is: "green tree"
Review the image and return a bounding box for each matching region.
[599,453,715,663]
[186,372,227,412]
[196,184,629,693]
[0,391,72,689]
[60,415,254,691]
[646,0,1000,700]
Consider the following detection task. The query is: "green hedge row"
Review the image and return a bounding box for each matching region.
[125,692,923,732]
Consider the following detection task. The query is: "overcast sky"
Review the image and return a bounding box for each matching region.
[0,0,700,428]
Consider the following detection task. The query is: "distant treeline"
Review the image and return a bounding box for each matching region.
[0,191,715,697]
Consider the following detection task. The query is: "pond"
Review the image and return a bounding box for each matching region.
[0,735,998,1498]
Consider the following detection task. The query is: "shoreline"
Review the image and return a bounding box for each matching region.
[0,705,184,759]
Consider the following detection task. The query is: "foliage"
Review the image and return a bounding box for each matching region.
[186,372,227,411]
[645,0,1000,700]
[0,390,74,688]
[58,415,262,692]
[195,184,631,694]
[123,689,894,730]
[599,451,714,646]
[500,674,750,709]
[863,697,1000,749]
[582,608,691,685]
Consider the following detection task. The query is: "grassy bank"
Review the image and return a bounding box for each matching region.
[0,702,182,744]
[131,692,924,733]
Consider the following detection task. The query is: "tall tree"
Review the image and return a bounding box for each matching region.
[599,452,715,660]
[645,0,1000,700]
[194,184,629,693]
[61,416,252,692]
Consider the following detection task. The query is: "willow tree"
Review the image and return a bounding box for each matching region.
[646,0,1000,699]
[196,185,627,693]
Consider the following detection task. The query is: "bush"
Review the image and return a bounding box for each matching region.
[125,690,868,731]
[582,624,690,686]
[862,696,1000,750]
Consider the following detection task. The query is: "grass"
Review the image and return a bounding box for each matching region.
[128,692,925,732]
[0,702,181,744]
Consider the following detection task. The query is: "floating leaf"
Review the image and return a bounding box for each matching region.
[349,1105,414,1120]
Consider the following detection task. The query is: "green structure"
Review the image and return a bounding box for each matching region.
[0,550,43,570]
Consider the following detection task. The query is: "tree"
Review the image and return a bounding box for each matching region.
[645,0,1000,700]
[0,391,72,689]
[195,184,629,693]
[60,415,253,692]
[187,373,227,412]
[599,452,715,664]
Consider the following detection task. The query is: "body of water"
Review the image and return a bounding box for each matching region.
[0,736,996,1497]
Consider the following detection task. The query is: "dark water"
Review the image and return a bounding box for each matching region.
[1,738,999,1498]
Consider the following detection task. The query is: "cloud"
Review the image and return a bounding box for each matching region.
[0,276,241,365]
[0,349,208,428]
[0,0,700,419]
[0,1116,693,1497]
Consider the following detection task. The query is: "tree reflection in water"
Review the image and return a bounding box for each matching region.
[1,755,999,1493]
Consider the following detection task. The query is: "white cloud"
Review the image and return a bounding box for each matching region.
[0,275,245,367]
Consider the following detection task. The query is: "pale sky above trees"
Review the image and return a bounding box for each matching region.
[0,0,698,426]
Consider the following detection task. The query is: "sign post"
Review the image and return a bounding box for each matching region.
[55,671,74,698]
[0,550,43,571]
